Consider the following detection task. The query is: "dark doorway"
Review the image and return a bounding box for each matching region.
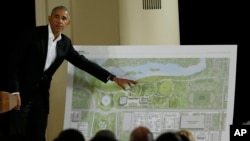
[0,0,36,91]
[178,0,245,124]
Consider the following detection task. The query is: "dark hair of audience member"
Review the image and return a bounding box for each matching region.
[90,135,117,141]
[90,129,117,141]
[155,131,182,141]
[53,128,85,141]
[95,129,116,139]
[179,134,191,141]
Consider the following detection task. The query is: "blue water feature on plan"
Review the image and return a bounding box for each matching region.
[94,58,206,79]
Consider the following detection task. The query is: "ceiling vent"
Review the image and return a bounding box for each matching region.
[143,0,161,10]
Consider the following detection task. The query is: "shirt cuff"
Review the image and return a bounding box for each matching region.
[11,92,20,95]
[107,74,116,81]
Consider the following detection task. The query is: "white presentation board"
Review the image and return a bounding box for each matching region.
[64,45,237,141]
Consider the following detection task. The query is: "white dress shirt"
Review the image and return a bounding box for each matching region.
[44,24,62,71]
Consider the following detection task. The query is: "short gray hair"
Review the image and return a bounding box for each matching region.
[51,5,70,16]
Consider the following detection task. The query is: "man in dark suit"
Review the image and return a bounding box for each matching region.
[3,5,137,141]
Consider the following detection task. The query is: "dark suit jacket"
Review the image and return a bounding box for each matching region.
[7,25,112,113]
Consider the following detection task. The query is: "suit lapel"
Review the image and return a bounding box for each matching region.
[40,27,49,72]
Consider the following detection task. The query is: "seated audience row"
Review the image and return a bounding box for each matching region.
[54,127,195,141]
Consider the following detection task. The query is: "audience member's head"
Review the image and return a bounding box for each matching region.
[53,128,85,141]
[179,134,191,141]
[155,131,182,141]
[90,136,117,141]
[95,129,116,139]
[129,126,153,141]
[176,129,195,141]
[90,129,117,141]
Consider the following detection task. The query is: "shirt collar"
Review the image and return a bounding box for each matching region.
[48,24,62,42]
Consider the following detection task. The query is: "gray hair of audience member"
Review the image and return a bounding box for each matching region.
[53,128,85,141]
[129,126,153,141]
[155,131,182,141]
[176,129,195,141]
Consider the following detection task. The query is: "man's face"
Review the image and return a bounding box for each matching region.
[48,8,70,36]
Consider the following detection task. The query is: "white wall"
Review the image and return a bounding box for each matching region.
[119,0,179,45]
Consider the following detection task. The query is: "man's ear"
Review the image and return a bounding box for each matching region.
[48,16,52,22]
[67,20,71,25]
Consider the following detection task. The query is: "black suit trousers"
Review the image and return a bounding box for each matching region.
[0,101,48,141]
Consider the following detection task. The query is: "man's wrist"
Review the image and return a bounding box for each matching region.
[108,74,116,81]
